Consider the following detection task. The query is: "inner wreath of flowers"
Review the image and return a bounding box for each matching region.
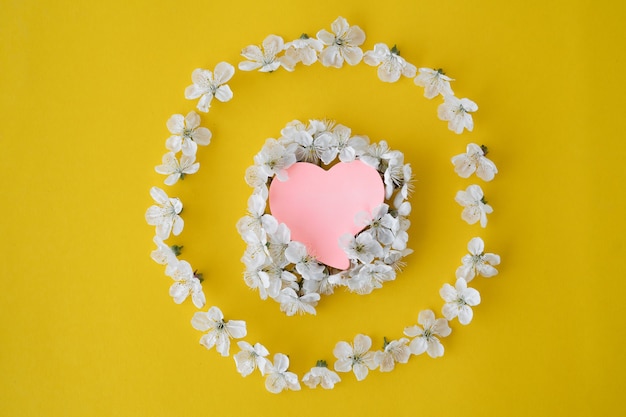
[145,16,501,393]
[237,119,413,316]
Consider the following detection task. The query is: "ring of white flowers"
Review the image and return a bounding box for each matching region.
[237,119,413,316]
[146,16,502,393]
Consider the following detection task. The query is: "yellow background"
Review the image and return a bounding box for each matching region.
[1,0,624,415]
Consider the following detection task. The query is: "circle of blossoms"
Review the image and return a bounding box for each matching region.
[145,16,502,393]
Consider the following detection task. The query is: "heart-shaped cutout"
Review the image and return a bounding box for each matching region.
[268,161,385,269]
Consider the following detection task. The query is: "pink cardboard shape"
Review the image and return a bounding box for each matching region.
[268,161,384,270]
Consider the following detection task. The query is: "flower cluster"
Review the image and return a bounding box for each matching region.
[235,16,477,134]
[237,119,413,315]
[145,111,215,306]
[452,144,498,227]
[145,16,502,394]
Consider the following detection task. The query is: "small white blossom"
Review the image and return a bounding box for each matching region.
[239,34,290,72]
[244,164,269,189]
[403,310,452,358]
[333,334,377,381]
[253,138,297,181]
[355,204,398,246]
[440,278,481,325]
[373,338,411,372]
[155,152,200,185]
[339,232,383,264]
[283,35,324,68]
[438,95,478,134]
[456,237,500,282]
[363,43,417,83]
[333,125,368,162]
[240,230,271,271]
[382,248,413,271]
[264,354,301,394]
[347,263,395,295]
[451,143,498,181]
[191,306,247,357]
[291,129,330,164]
[165,111,212,157]
[145,187,184,239]
[391,216,411,251]
[414,68,454,99]
[150,236,178,265]
[165,260,205,308]
[302,273,336,296]
[359,140,397,170]
[284,241,326,281]
[455,184,493,227]
[233,341,270,377]
[184,62,235,113]
[384,157,413,204]
[317,16,366,68]
[302,361,341,389]
[277,287,320,316]
[243,265,282,300]
[266,223,291,268]
[236,194,278,238]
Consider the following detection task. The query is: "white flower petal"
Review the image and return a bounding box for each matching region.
[213,61,235,84]
[215,85,233,102]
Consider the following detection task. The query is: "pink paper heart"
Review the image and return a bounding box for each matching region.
[268,161,384,270]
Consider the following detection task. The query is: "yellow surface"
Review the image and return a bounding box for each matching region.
[1,0,624,415]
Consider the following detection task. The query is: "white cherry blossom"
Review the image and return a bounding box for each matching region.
[414,68,454,99]
[339,231,384,264]
[302,361,341,389]
[334,125,369,162]
[253,138,297,181]
[243,265,282,300]
[264,353,301,393]
[165,260,205,308]
[451,143,498,181]
[382,247,413,272]
[302,273,336,296]
[391,216,410,251]
[455,184,493,227]
[244,165,269,191]
[236,194,278,238]
[373,338,411,372]
[155,152,200,185]
[456,237,500,282]
[277,287,320,316]
[347,262,395,294]
[291,129,330,164]
[355,203,398,246]
[384,157,413,203]
[233,341,270,377]
[360,140,397,170]
[191,306,247,357]
[150,236,178,265]
[239,34,289,73]
[283,35,323,68]
[440,278,481,325]
[267,223,291,268]
[165,111,212,156]
[184,62,235,113]
[240,230,271,271]
[438,95,478,134]
[363,43,417,83]
[333,334,377,381]
[317,16,366,68]
[403,309,451,358]
[284,241,325,281]
[145,186,183,239]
